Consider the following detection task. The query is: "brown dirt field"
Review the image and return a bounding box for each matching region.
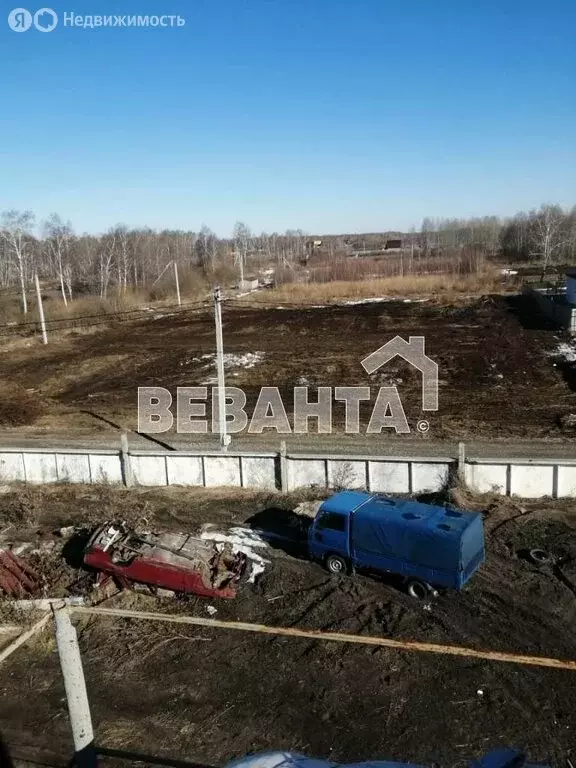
[0,293,575,442]
[1,485,576,767]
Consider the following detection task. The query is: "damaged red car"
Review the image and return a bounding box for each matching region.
[83,522,247,599]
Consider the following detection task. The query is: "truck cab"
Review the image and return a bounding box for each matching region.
[308,491,485,597]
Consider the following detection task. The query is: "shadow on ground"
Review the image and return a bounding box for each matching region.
[245,507,312,559]
[504,293,560,331]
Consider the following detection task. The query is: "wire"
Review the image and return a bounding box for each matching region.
[0,298,212,336]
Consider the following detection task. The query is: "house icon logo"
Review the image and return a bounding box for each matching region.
[361,336,438,432]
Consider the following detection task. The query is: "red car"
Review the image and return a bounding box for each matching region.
[83,522,246,599]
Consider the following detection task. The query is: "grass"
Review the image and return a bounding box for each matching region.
[258,271,503,304]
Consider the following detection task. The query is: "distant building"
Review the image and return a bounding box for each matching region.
[385,239,403,250]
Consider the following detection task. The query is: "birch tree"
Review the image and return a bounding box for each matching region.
[529,204,568,270]
[233,221,251,283]
[43,213,74,304]
[0,209,35,313]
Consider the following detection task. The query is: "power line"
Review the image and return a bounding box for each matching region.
[0,298,212,336]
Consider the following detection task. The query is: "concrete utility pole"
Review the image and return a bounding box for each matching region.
[213,286,230,451]
[34,273,48,344]
[235,246,244,286]
[173,261,181,306]
[53,606,97,768]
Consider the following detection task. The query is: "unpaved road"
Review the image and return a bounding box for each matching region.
[1,485,576,767]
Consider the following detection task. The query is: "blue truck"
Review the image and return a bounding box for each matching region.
[308,491,485,598]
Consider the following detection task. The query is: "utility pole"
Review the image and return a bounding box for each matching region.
[34,273,48,344]
[173,260,181,306]
[53,606,97,768]
[235,246,244,286]
[213,286,230,451]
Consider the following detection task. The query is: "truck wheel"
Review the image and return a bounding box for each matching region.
[325,554,347,575]
[406,579,428,600]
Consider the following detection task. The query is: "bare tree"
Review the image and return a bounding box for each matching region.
[98,230,117,299]
[43,213,74,305]
[196,224,218,275]
[233,221,251,283]
[0,209,35,313]
[529,204,568,270]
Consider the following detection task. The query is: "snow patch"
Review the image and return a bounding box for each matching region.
[198,351,264,369]
[200,525,270,583]
[549,342,576,364]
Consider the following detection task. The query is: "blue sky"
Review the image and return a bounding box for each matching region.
[1,0,575,236]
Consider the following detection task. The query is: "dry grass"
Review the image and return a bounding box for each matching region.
[0,267,212,329]
[0,394,45,427]
[260,271,502,304]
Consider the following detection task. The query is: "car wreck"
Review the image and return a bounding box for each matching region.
[83,522,248,599]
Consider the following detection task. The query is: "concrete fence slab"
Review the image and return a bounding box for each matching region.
[557,466,576,498]
[465,464,508,495]
[203,456,241,487]
[23,453,58,483]
[287,458,326,489]
[0,452,26,482]
[166,456,204,486]
[56,454,91,484]
[240,456,276,489]
[510,465,554,498]
[368,461,410,493]
[132,455,168,487]
[411,462,450,493]
[88,454,123,485]
[327,460,367,490]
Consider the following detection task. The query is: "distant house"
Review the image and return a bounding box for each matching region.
[303,239,323,263]
[385,239,403,250]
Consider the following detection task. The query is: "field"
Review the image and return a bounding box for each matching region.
[0,292,575,443]
[1,484,576,767]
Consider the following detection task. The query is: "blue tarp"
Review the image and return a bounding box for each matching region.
[225,749,548,768]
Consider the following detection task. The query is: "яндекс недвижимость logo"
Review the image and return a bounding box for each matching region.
[8,7,58,31]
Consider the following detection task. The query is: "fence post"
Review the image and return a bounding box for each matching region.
[120,432,133,487]
[53,606,97,768]
[457,442,466,482]
[279,440,288,493]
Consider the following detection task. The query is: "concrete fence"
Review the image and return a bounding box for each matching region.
[1,443,576,498]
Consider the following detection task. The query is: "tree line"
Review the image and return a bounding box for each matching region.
[0,203,574,314]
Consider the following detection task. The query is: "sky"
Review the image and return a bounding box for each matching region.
[1,0,575,236]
